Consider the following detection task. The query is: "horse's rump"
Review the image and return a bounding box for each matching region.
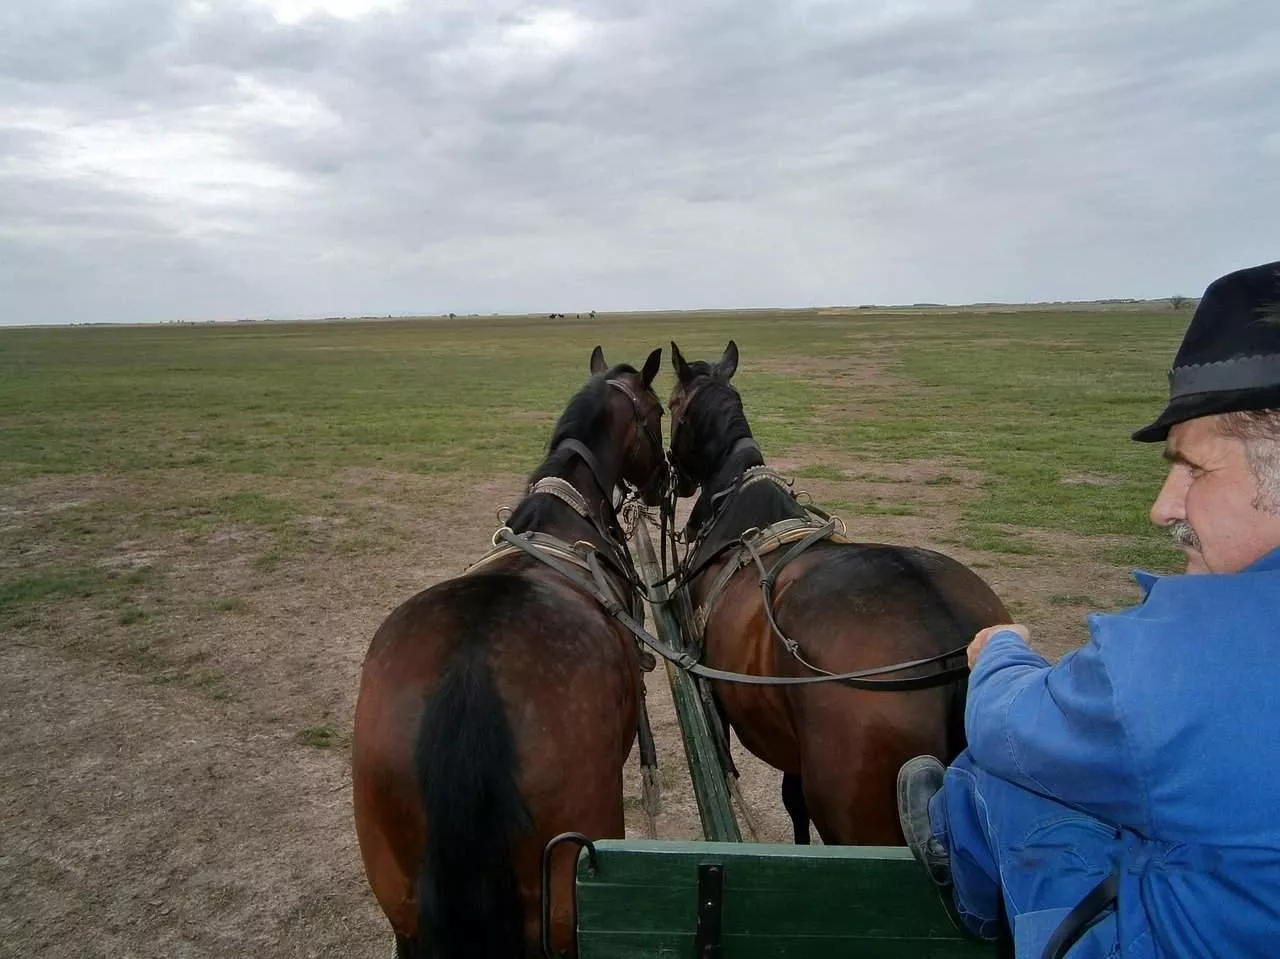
[354,566,642,955]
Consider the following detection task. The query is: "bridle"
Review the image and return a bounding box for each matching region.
[607,377,666,505]
[542,375,666,562]
[666,376,739,499]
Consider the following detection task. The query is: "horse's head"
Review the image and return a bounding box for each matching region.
[667,339,743,497]
[589,345,667,507]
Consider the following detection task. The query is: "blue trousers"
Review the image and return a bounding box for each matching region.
[930,751,1123,957]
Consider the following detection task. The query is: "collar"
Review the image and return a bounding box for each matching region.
[1132,545,1280,599]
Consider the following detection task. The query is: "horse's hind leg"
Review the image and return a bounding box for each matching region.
[781,772,811,845]
[393,933,412,958]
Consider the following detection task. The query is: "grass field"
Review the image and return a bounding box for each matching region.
[0,307,1189,956]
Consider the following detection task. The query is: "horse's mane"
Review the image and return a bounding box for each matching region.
[686,377,751,461]
[682,376,806,563]
[508,364,637,533]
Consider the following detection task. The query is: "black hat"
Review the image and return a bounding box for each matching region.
[1133,260,1280,442]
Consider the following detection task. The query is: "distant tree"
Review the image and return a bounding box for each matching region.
[1170,295,1189,310]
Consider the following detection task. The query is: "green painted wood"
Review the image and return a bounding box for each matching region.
[631,521,742,843]
[578,931,989,959]
[575,841,996,958]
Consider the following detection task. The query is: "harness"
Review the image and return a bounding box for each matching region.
[463,378,970,692]
[467,526,643,621]
[662,387,972,691]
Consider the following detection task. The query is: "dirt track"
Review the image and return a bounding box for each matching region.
[0,461,1114,957]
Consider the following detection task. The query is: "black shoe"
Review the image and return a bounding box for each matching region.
[897,756,999,944]
[896,755,952,887]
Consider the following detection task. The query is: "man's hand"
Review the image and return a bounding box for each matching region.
[968,624,1030,668]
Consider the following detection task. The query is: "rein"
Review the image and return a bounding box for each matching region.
[493,527,970,690]
[663,394,971,692]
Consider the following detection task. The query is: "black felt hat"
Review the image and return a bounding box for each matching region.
[1133,260,1280,442]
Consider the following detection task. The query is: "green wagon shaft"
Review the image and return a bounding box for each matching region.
[631,518,741,843]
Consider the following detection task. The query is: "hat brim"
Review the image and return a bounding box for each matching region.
[1132,385,1280,442]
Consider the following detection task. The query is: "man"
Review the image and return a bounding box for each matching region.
[897,259,1280,958]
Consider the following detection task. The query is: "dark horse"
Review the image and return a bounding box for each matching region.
[353,346,665,958]
[667,340,1011,846]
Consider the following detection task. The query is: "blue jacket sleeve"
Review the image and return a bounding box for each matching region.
[965,630,1147,830]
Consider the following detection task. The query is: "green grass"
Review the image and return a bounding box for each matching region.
[297,724,344,748]
[845,501,917,517]
[0,307,1189,585]
[0,570,103,614]
[791,464,846,480]
[1048,593,1103,607]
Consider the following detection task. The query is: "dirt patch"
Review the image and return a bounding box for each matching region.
[754,354,904,391]
[1,457,1144,956]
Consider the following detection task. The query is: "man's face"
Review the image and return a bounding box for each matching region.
[1150,416,1280,573]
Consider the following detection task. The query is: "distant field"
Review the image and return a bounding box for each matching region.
[1,306,1187,566]
[0,307,1189,956]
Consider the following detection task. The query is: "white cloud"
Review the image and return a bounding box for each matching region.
[241,0,405,25]
[1,0,1278,324]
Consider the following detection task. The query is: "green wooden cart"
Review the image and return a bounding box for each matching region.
[540,521,998,959]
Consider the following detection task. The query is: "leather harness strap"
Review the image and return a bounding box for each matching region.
[680,472,972,692]
[1042,869,1121,959]
[493,528,971,689]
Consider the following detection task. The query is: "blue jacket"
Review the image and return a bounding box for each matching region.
[968,547,1280,958]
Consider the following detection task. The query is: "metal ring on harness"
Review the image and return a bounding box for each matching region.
[540,832,599,959]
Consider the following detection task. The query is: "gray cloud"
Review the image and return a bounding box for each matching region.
[2,0,1277,324]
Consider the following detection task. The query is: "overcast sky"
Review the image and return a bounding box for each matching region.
[1,0,1277,325]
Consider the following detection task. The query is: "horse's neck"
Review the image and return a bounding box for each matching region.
[523,454,622,551]
[687,447,793,564]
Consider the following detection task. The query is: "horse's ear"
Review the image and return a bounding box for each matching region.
[641,347,661,389]
[714,340,739,382]
[671,341,694,383]
[590,345,607,375]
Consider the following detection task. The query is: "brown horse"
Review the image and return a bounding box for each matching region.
[666,340,1011,847]
[352,346,665,959]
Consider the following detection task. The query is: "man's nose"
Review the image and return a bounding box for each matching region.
[1150,467,1186,527]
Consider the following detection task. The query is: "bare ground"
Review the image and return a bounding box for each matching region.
[0,456,1147,957]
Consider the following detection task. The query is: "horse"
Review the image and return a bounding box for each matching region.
[665,339,1012,847]
[352,345,665,959]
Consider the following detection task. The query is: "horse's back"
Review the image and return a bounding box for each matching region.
[778,541,1009,647]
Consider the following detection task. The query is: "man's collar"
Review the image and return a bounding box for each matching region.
[1133,545,1280,598]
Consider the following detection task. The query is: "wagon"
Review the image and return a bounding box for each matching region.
[539,518,999,959]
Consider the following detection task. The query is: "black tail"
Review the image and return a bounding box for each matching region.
[414,647,530,959]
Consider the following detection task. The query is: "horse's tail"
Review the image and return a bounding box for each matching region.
[414,646,530,959]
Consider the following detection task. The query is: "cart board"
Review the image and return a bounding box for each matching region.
[574,840,994,958]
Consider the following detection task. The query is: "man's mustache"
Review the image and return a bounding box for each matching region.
[1171,520,1201,551]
